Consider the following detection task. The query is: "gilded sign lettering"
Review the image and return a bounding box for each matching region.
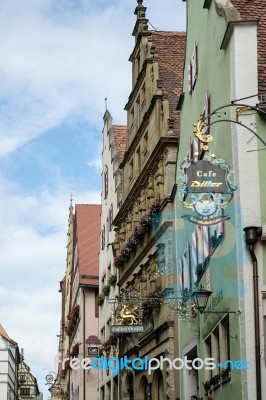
[186,160,229,193]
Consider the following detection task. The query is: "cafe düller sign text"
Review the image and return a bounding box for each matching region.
[186,160,229,193]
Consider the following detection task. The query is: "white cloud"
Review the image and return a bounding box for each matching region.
[0,0,185,158]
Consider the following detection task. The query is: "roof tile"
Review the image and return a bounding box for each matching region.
[113,125,127,163]
[75,204,101,286]
[151,31,186,135]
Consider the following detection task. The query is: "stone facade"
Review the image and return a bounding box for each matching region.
[112,2,185,399]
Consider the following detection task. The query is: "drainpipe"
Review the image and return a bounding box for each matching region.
[83,288,86,400]
[243,226,262,400]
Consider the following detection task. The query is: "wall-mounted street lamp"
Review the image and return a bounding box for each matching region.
[191,286,212,314]
[192,286,237,315]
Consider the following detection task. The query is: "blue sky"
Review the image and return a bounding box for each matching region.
[0,0,186,398]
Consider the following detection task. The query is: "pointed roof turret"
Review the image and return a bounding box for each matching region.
[132,0,149,40]
[69,194,74,215]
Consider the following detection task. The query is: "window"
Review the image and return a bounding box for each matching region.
[130,107,135,132]
[142,132,148,157]
[204,316,230,380]
[109,204,113,231]
[19,375,26,382]
[106,218,109,245]
[188,42,198,94]
[101,225,105,250]
[95,289,99,318]
[136,95,141,128]
[141,84,146,114]
[21,388,30,396]
[129,159,134,181]
[104,165,108,198]
[137,147,141,174]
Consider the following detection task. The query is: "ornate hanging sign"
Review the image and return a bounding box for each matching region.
[87,346,99,357]
[111,302,144,333]
[178,119,237,225]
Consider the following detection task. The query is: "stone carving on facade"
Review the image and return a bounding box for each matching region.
[119,222,126,244]
[148,256,157,292]
[140,267,147,296]
[151,66,154,82]
[215,0,241,21]
[140,188,147,216]
[167,118,174,135]
[146,176,155,207]
[157,243,166,274]
[155,159,164,200]
[133,200,140,224]
[113,230,120,251]
[156,79,163,95]
[133,275,141,296]
[126,211,132,237]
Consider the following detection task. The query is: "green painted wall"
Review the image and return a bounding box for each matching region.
[175,1,243,399]
[257,116,266,284]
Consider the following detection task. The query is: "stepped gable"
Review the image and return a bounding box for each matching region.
[113,125,127,163]
[75,204,101,286]
[231,0,266,95]
[151,31,186,135]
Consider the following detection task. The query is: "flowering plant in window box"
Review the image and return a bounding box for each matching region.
[210,374,220,386]
[149,199,161,214]
[60,369,66,379]
[142,285,164,313]
[102,285,111,296]
[108,275,117,287]
[97,294,105,307]
[113,200,161,268]
[65,305,80,335]
[221,366,230,379]
[70,342,80,357]
[202,380,211,391]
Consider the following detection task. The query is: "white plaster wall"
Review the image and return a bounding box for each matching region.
[99,112,121,399]
[229,22,264,400]
[0,345,16,400]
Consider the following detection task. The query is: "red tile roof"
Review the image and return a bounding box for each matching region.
[113,125,127,163]
[231,0,266,95]
[0,324,16,345]
[0,324,11,341]
[151,31,186,136]
[75,204,101,287]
